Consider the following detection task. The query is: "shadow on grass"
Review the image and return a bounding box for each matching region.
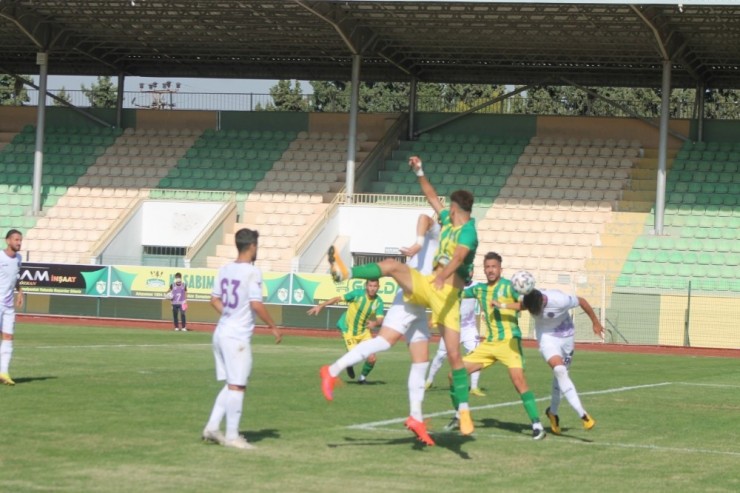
[552,427,594,443]
[348,380,386,386]
[478,417,532,436]
[10,376,58,385]
[328,434,475,459]
[429,432,475,459]
[244,428,281,444]
[478,417,593,443]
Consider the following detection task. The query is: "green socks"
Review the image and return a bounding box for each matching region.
[350,263,382,280]
[520,390,541,423]
[449,368,469,409]
[361,361,375,377]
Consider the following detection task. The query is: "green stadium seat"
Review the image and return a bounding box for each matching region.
[680,251,698,264]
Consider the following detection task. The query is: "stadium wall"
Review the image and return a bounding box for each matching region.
[414,113,536,139]
[689,119,740,142]
[536,116,688,148]
[0,106,134,131]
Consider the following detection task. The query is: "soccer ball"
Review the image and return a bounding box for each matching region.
[511,270,536,295]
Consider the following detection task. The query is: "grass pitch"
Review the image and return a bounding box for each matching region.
[1,324,738,493]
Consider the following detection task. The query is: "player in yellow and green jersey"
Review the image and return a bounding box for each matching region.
[324,155,479,435]
[308,279,384,383]
[454,251,546,440]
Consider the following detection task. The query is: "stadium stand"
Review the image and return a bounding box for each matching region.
[1,125,121,251]
[202,131,372,271]
[616,141,740,292]
[371,132,528,209]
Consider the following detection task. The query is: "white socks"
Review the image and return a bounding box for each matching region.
[408,362,429,421]
[329,337,391,377]
[206,386,247,442]
[224,389,245,441]
[552,365,585,417]
[550,375,562,415]
[206,385,229,431]
[425,349,446,385]
[0,340,13,374]
[470,370,481,390]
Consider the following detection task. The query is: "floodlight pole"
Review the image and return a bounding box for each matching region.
[345,54,361,204]
[408,78,418,141]
[696,82,705,142]
[31,52,48,215]
[116,73,125,128]
[654,59,671,236]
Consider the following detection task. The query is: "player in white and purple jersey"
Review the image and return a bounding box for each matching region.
[520,288,604,435]
[0,229,24,386]
[166,272,188,331]
[201,228,282,451]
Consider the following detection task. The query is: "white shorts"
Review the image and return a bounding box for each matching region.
[435,325,479,356]
[538,332,575,366]
[0,306,16,335]
[212,330,253,386]
[383,302,431,344]
[460,323,480,352]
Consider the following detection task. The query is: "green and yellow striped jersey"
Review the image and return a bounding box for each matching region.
[463,278,521,341]
[336,288,385,336]
[435,209,478,283]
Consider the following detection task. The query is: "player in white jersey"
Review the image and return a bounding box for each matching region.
[319,213,439,446]
[519,288,604,434]
[201,228,282,450]
[424,283,485,396]
[0,229,24,386]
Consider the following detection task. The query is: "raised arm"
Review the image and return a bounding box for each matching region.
[400,213,435,257]
[408,156,444,214]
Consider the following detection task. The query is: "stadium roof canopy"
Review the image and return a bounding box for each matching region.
[1,1,740,89]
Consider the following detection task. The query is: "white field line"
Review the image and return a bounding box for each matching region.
[356,427,740,458]
[31,343,212,349]
[348,382,673,430]
[347,381,740,458]
[571,440,740,457]
[675,382,740,389]
[28,342,335,354]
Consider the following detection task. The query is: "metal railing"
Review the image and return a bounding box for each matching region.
[337,193,446,207]
[19,88,740,119]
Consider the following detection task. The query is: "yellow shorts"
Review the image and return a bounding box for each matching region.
[342,330,372,351]
[403,269,461,332]
[463,338,524,369]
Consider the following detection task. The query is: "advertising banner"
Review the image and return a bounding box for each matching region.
[21,264,400,307]
[19,263,109,296]
[291,274,398,306]
[108,266,216,300]
[262,272,291,304]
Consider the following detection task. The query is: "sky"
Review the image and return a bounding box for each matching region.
[37,75,285,94]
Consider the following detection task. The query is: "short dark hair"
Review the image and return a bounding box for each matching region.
[235,228,259,253]
[366,278,379,284]
[449,190,474,212]
[175,272,182,278]
[6,229,22,239]
[484,251,502,263]
[522,289,544,316]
